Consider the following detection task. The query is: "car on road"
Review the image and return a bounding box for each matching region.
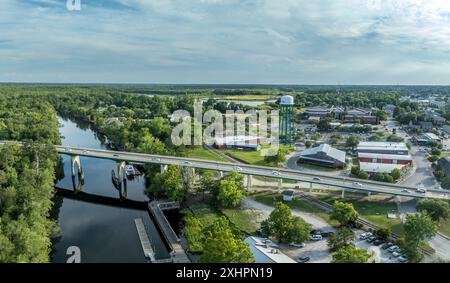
[234,166,243,171]
[382,242,394,250]
[289,242,305,248]
[271,170,281,176]
[352,182,363,187]
[373,239,384,246]
[313,177,321,181]
[113,154,119,157]
[398,256,407,263]
[416,188,427,194]
[366,236,376,243]
[401,189,412,194]
[82,150,88,154]
[388,245,400,253]
[183,161,193,165]
[298,256,310,263]
[311,234,323,241]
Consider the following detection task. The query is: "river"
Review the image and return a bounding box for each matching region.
[51,117,169,263]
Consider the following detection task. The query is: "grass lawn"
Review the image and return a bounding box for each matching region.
[185,147,229,162]
[439,218,450,237]
[223,145,294,167]
[314,193,404,235]
[188,203,221,226]
[253,192,339,227]
[220,95,276,101]
[221,208,262,235]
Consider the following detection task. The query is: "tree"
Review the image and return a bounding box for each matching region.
[216,171,246,207]
[383,173,394,183]
[441,176,450,190]
[305,140,312,148]
[327,227,355,252]
[350,166,360,176]
[332,244,372,263]
[357,171,369,180]
[317,118,332,131]
[391,168,401,181]
[375,228,391,240]
[346,135,360,148]
[416,199,450,223]
[264,147,287,165]
[403,213,437,262]
[148,165,187,202]
[261,202,312,243]
[199,171,219,200]
[197,217,254,263]
[330,201,359,226]
[373,172,384,182]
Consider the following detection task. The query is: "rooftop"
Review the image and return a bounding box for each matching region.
[244,237,296,263]
[357,142,408,151]
[359,162,407,173]
[300,143,346,163]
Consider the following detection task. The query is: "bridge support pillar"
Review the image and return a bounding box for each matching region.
[161,164,168,174]
[310,182,313,192]
[341,189,345,199]
[368,191,372,200]
[246,175,252,191]
[71,155,84,181]
[277,179,283,193]
[218,171,224,178]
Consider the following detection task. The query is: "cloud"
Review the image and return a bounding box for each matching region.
[0,0,449,84]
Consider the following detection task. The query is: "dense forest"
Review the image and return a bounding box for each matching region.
[0,94,60,262]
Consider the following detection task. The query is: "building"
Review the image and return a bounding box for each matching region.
[343,115,379,125]
[280,95,296,145]
[304,105,334,118]
[419,121,433,131]
[356,142,412,175]
[383,104,396,116]
[213,135,263,150]
[432,115,446,125]
[298,144,346,168]
[243,237,296,263]
[443,125,450,135]
[414,132,441,145]
[283,190,295,202]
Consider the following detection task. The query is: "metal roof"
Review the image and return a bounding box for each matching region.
[300,143,346,163]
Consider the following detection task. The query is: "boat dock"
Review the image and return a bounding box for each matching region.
[148,200,190,263]
[134,218,156,262]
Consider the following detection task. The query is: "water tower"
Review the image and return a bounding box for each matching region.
[280,95,296,144]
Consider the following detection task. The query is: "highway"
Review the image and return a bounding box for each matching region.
[51,144,450,200]
[2,140,448,199]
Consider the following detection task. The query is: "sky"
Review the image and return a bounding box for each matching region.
[1,0,450,84]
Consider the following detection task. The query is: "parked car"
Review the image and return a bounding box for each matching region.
[320,231,334,237]
[311,229,322,235]
[373,239,384,246]
[289,242,305,248]
[382,242,394,250]
[388,245,400,253]
[359,232,372,240]
[398,256,407,263]
[298,256,310,263]
[366,236,376,243]
[311,234,323,241]
[392,251,401,257]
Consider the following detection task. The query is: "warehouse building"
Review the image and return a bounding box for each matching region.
[298,144,346,168]
[356,142,412,175]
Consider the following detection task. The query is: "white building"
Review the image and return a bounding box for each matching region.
[244,237,296,263]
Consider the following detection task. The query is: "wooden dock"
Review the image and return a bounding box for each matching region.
[148,201,190,263]
[134,218,156,262]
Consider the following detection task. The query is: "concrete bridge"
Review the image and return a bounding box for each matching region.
[1,141,449,200]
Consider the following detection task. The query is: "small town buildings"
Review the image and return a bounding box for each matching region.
[414,132,441,145]
[243,237,296,263]
[443,125,450,135]
[419,121,433,131]
[356,142,412,175]
[383,104,396,116]
[432,115,446,125]
[343,115,378,125]
[304,106,334,118]
[213,135,263,151]
[298,144,346,168]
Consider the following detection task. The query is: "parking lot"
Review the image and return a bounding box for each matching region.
[282,239,332,263]
[353,231,406,263]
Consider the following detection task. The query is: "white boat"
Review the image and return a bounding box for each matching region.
[125,165,136,176]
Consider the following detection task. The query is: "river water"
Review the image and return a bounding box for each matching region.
[51,117,169,263]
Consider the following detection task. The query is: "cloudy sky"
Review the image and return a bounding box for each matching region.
[1,0,450,84]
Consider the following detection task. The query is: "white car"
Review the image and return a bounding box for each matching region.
[359,232,372,240]
[401,189,412,194]
[183,161,192,165]
[311,234,323,241]
[398,256,407,263]
[272,171,281,176]
[289,242,305,248]
[234,166,243,171]
[353,182,363,187]
[416,188,427,194]
[388,245,399,253]
[392,251,401,257]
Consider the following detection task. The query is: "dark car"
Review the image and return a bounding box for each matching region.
[382,242,394,250]
[320,231,335,238]
[310,229,322,235]
[373,239,384,246]
[366,236,376,243]
[298,256,310,263]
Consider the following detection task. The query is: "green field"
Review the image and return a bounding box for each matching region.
[185,147,230,162]
[253,192,339,226]
[221,208,262,235]
[223,145,294,167]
